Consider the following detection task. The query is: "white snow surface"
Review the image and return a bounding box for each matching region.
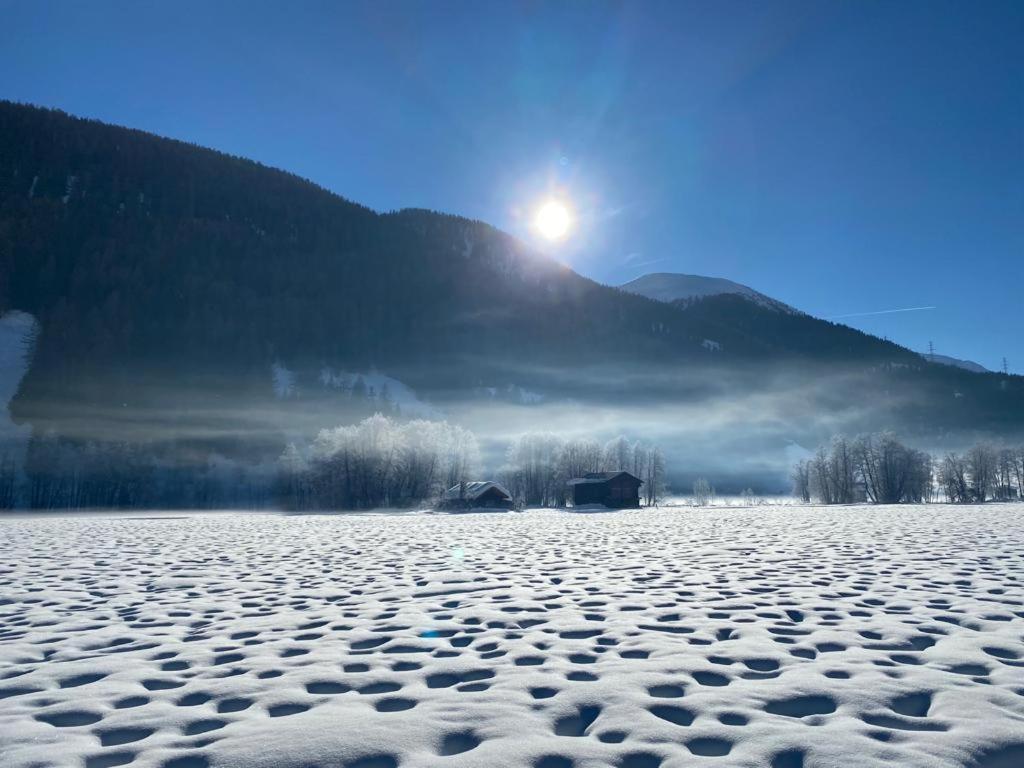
[2,505,1023,768]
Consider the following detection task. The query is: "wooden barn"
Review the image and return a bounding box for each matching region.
[567,471,643,509]
[438,481,514,511]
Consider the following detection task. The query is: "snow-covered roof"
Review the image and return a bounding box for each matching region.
[441,481,512,501]
[567,471,643,486]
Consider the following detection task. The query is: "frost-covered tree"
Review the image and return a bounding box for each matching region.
[502,433,564,507]
[828,436,858,504]
[808,446,836,504]
[966,443,998,502]
[854,433,931,504]
[394,422,441,502]
[632,442,667,506]
[502,434,667,508]
[1012,447,1024,500]
[791,460,811,503]
[295,414,479,510]
[938,452,970,503]
[805,432,931,505]
[441,424,480,492]
[601,436,632,472]
[692,477,714,506]
[558,438,602,484]
[995,448,1018,500]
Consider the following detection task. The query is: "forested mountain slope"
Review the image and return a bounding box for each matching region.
[0,102,728,413]
[0,101,1021,505]
[621,272,795,312]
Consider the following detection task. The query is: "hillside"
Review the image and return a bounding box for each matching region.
[0,103,729,407]
[1,102,1022,504]
[919,352,990,374]
[621,272,796,313]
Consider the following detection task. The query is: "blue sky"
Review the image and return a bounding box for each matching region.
[3,0,1021,371]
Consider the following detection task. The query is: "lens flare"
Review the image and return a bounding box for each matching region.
[535,200,572,240]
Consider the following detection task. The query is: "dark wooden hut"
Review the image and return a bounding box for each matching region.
[438,481,514,511]
[567,471,643,509]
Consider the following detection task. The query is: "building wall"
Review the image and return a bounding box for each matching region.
[440,487,513,510]
[572,480,641,508]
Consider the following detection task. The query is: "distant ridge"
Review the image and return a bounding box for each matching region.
[619,272,797,313]
[0,99,1021,506]
[919,352,989,374]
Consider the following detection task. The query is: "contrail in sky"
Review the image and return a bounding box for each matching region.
[626,257,668,270]
[829,306,937,320]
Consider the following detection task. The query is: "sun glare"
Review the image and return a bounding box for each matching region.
[535,200,572,240]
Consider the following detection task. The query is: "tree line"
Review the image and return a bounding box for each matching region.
[792,433,1024,504]
[275,416,667,511]
[0,435,272,511]
[935,444,1023,503]
[276,414,480,510]
[499,433,666,507]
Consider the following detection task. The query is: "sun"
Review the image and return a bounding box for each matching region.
[535,200,572,241]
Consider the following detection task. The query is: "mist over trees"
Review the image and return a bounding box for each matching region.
[794,434,1024,504]
[937,444,1023,503]
[4,99,1024,498]
[499,433,666,507]
[274,420,667,511]
[692,478,715,506]
[2,435,273,511]
[276,415,480,510]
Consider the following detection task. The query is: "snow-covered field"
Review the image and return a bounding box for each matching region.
[2,505,1023,768]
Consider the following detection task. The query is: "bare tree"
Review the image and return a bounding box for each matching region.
[828,436,857,503]
[791,460,811,503]
[632,442,666,506]
[692,477,714,506]
[503,432,564,507]
[854,433,931,504]
[808,446,835,504]
[558,438,602,483]
[804,432,932,505]
[939,452,970,503]
[601,436,632,472]
[299,414,479,509]
[966,443,998,502]
[275,443,310,510]
[1013,447,1024,500]
[995,448,1017,500]
[0,451,16,509]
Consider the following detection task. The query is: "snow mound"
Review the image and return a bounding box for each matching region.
[566,503,614,513]
[1,505,1022,768]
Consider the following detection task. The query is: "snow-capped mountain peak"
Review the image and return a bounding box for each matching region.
[619,272,796,313]
[919,352,989,374]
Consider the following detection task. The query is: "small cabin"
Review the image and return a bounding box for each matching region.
[568,471,643,509]
[439,481,514,510]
